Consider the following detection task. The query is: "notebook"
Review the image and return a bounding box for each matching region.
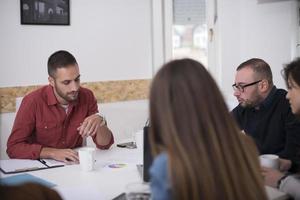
[137,126,153,182]
[0,159,65,174]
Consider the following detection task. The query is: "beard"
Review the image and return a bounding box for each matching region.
[239,93,263,108]
[239,99,253,108]
[54,84,79,103]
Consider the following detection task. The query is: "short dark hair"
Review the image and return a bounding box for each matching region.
[283,57,300,87]
[47,50,77,77]
[237,58,273,85]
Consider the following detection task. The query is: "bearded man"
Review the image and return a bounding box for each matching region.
[232,58,300,172]
[7,50,114,163]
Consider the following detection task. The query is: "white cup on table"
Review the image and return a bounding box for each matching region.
[259,154,279,170]
[78,147,96,171]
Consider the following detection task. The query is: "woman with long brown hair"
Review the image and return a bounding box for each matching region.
[149,58,267,200]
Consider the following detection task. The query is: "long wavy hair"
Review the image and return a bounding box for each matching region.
[149,58,267,200]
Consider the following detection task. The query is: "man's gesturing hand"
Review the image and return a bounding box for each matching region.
[77,114,105,138]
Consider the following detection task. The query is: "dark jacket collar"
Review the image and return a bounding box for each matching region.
[255,86,276,110]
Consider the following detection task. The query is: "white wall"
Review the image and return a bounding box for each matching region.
[214,0,299,101]
[0,0,153,87]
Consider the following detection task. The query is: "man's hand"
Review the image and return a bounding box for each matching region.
[261,167,284,188]
[279,158,292,171]
[40,147,79,164]
[77,114,105,138]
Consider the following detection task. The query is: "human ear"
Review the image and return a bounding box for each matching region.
[259,79,269,92]
[48,76,55,86]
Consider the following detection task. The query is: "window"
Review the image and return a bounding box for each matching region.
[172,0,207,66]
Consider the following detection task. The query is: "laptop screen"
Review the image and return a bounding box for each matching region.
[136,126,154,182]
[143,126,153,182]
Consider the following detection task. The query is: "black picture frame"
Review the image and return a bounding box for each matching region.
[20,0,70,25]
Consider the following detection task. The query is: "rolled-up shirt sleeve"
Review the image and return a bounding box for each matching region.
[92,133,114,149]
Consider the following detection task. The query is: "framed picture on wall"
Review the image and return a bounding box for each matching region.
[20,0,70,25]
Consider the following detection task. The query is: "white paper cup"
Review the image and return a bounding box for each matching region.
[259,154,279,169]
[78,147,96,171]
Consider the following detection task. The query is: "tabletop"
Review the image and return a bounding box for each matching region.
[0,132,290,200]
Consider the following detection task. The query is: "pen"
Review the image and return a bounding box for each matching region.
[38,159,50,167]
[39,159,46,164]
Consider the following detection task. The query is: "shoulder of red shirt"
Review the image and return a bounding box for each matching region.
[22,85,96,105]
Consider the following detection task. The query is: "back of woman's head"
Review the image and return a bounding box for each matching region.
[149,58,267,200]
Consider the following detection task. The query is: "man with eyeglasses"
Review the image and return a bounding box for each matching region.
[232,58,300,172]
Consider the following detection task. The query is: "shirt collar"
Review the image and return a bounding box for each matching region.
[46,85,58,106]
[256,86,276,110]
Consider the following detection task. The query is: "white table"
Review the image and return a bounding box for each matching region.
[1,141,290,200]
[47,146,142,199]
[1,146,143,200]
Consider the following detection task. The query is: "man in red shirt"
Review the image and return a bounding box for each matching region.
[7,50,114,163]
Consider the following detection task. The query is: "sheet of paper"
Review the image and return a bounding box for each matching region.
[41,159,65,167]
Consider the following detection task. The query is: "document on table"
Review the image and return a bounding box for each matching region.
[39,159,65,167]
[0,159,65,174]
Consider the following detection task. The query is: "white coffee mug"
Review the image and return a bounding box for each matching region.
[78,147,96,171]
[259,154,279,169]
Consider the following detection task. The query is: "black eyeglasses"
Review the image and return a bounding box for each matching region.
[232,80,262,92]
